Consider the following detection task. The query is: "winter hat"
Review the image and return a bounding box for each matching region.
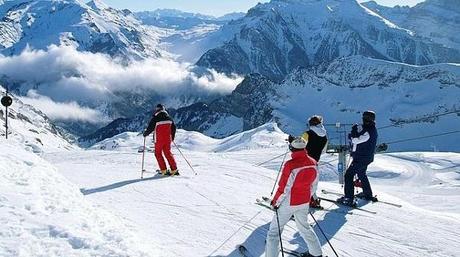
[156,104,165,110]
[308,115,323,126]
[290,137,307,151]
[362,111,376,124]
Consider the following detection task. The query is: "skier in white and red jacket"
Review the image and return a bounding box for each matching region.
[143,104,178,176]
[266,137,323,257]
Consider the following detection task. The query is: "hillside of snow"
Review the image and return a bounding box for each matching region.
[35,126,460,257]
[90,123,287,153]
[0,140,159,257]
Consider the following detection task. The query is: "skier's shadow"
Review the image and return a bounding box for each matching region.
[208,223,270,257]
[80,175,166,195]
[290,203,370,253]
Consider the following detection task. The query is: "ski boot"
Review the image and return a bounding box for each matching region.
[157,169,170,176]
[169,169,180,176]
[355,192,378,202]
[309,197,322,209]
[337,196,357,207]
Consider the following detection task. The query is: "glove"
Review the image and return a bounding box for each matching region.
[270,199,279,210]
[287,135,295,143]
[351,124,359,132]
[350,124,359,138]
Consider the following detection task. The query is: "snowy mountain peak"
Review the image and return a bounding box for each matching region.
[197,0,460,81]
[363,0,460,50]
[0,0,162,59]
[86,0,109,10]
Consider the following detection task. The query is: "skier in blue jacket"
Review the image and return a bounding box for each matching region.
[338,111,378,206]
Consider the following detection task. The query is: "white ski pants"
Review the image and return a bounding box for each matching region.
[311,172,320,200]
[265,203,322,257]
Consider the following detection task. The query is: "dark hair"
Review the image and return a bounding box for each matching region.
[156,104,165,110]
[308,115,323,126]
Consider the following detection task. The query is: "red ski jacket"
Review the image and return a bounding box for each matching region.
[144,110,176,144]
[273,150,318,207]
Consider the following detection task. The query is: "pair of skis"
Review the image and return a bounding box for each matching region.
[321,189,402,208]
[239,245,315,257]
[141,169,180,179]
[256,197,353,215]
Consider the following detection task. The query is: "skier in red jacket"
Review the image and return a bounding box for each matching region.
[266,137,323,257]
[143,104,178,176]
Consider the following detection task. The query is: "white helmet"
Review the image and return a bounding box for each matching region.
[290,137,307,150]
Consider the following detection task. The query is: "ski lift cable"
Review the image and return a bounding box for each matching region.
[323,109,460,131]
[383,130,460,145]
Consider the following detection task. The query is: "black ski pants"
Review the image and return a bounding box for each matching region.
[344,160,373,199]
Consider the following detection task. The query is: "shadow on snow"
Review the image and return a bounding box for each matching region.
[80,174,167,195]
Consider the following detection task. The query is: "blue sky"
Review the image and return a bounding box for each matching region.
[103,0,425,16]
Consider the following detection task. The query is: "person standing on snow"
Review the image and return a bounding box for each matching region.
[143,104,179,176]
[266,137,323,257]
[301,115,328,208]
[337,111,378,206]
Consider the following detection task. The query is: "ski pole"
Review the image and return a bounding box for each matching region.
[275,209,285,257]
[270,150,289,196]
[141,136,146,179]
[309,212,339,257]
[256,152,288,166]
[173,141,198,175]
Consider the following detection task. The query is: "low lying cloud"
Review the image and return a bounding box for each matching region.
[0,45,243,122]
[20,91,107,123]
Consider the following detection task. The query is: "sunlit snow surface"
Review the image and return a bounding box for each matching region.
[1,124,459,256]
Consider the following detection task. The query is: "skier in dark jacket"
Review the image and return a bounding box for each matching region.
[338,111,378,206]
[301,115,328,208]
[143,104,178,176]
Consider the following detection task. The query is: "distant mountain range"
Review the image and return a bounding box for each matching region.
[363,0,460,50]
[135,9,245,30]
[81,56,460,151]
[196,0,460,81]
[0,0,163,59]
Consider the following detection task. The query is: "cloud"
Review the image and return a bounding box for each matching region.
[0,45,242,103]
[19,91,107,123]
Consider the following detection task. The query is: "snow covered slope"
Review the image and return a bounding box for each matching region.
[90,123,287,152]
[0,0,163,60]
[42,126,460,257]
[0,86,73,153]
[0,140,159,257]
[197,0,460,81]
[363,0,460,50]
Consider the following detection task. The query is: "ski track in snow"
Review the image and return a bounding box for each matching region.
[41,143,460,257]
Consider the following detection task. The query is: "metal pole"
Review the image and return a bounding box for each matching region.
[275,209,285,257]
[5,105,8,140]
[141,137,146,179]
[270,150,289,196]
[309,212,340,257]
[173,141,198,175]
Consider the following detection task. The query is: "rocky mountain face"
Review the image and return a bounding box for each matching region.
[0,86,74,152]
[196,0,460,81]
[363,0,460,50]
[0,0,163,59]
[81,56,460,151]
